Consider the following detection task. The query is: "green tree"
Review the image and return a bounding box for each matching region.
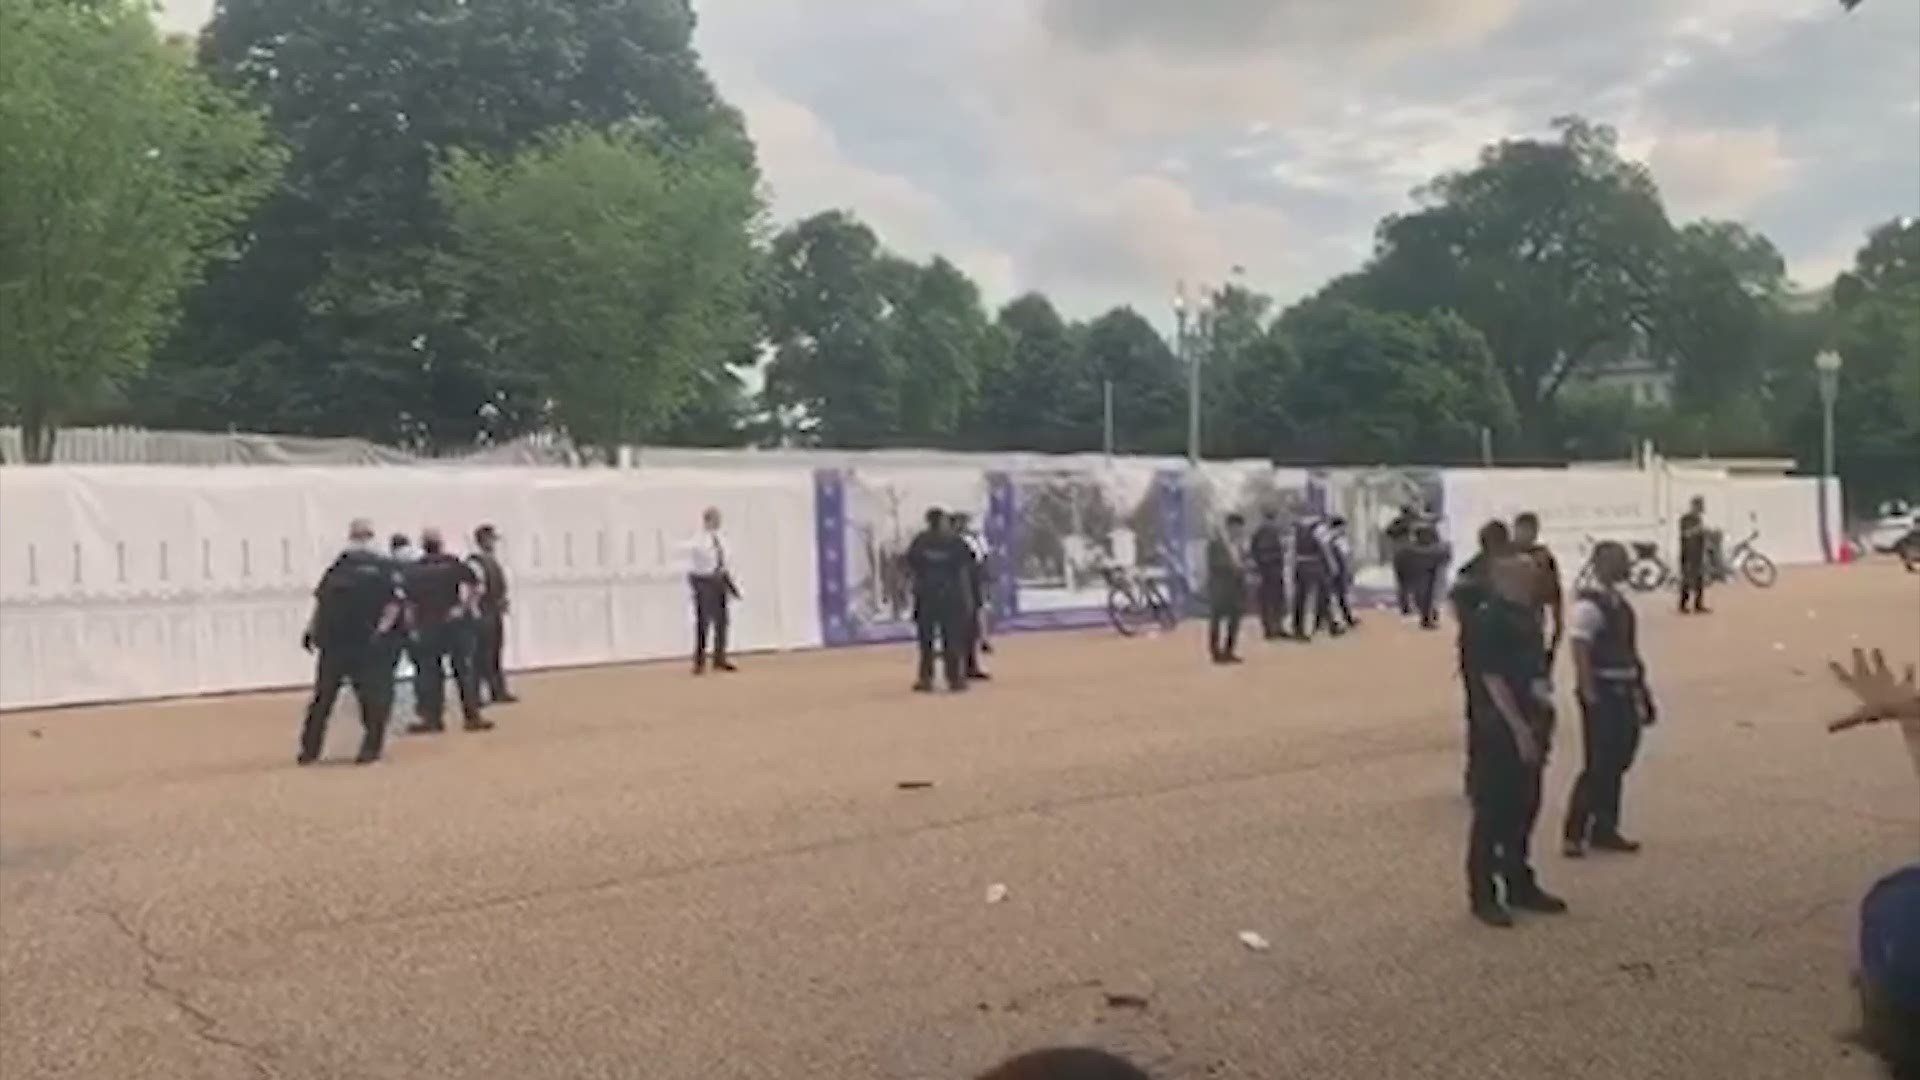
[439,126,757,457]
[1193,283,1275,458]
[1348,117,1673,445]
[1275,300,1517,464]
[1080,307,1184,455]
[965,293,1090,452]
[884,256,994,444]
[0,0,282,461]
[1803,219,1920,510]
[1217,325,1299,460]
[761,211,900,447]
[146,0,747,447]
[1656,221,1788,413]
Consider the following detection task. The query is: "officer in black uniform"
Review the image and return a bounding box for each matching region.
[906,508,971,693]
[950,512,990,681]
[1678,496,1711,614]
[1511,512,1565,664]
[297,519,404,766]
[1450,519,1513,794]
[1561,540,1658,857]
[1249,509,1289,640]
[1384,505,1419,615]
[1290,516,1337,640]
[1206,513,1249,664]
[468,524,516,704]
[1462,551,1568,927]
[403,527,492,734]
[1406,518,1449,629]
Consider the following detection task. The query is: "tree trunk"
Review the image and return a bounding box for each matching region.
[21,407,57,464]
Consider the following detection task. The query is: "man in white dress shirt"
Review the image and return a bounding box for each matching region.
[689,507,738,674]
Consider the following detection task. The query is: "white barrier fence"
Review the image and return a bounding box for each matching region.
[0,467,821,710]
[0,460,1837,712]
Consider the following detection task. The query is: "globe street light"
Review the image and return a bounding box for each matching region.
[1815,349,1843,561]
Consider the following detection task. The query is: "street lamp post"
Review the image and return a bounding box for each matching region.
[1815,349,1843,561]
[1174,285,1195,466]
[1102,376,1115,462]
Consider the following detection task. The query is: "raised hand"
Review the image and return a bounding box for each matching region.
[1826,647,1920,733]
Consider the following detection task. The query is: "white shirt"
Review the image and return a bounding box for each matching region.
[1568,584,1617,644]
[688,529,727,577]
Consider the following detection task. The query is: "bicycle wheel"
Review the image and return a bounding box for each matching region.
[1741,552,1778,589]
[1107,583,1150,637]
[1628,557,1668,593]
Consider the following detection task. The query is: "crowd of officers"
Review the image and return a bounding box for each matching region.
[1199,501,1658,927]
[1203,504,1452,664]
[298,518,514,765]
[904,508,992,692]
[1448,512,1656,928]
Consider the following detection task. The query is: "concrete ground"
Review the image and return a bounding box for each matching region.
[2,565,1916,1080]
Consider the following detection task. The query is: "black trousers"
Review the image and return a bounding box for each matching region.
[1292,564,1334,638]
[1255,570,1288,638]
[1330,576,1356,628]
[1412,567,1440,628]
[413,620,482,728]
[1563,688,1644,843]
[300,645,393,760]
[1678,557,1707,612]
[476,610,508,699]
[692,575,731,668]
[1208,599,1244,659]
[963,596,986,674]
[1467,716,1549,905]
[1393,555,1415,614]
[915,600,967,688]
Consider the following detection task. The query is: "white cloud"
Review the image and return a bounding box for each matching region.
[1648,127,1796,218]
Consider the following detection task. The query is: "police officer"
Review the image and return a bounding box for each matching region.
[297,518,404,766]
[1290,515,1338,640]
[1206,513,1249,664]
[688,507,740,674]
[1561,540,1657,857]
[1462,551,1568,927]
[1678,495,1711,614]
[950,512,990,681]
[1511,512,1565,663]
[1451,519,1513,795]
[1406,517,1449,630]
[1326,515,1358,631]
[906,508,971,693]
[1384,505,1419,615]
[403,527,491,734]
[1249,508,1289,640]
[468,524,516,703]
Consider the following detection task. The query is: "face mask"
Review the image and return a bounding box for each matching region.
[347,537,375,553]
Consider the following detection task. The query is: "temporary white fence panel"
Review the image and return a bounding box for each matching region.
[1441,468,1835,581]
[0,467,820,711]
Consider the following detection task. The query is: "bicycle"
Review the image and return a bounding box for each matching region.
[1711,526,1778,589]
[1572,534,1671,594]
[1102,560,1181,637]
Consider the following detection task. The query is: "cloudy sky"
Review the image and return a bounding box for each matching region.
[164,0,1920,320]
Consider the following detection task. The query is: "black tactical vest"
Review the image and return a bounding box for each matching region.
[1577,587,1640,674]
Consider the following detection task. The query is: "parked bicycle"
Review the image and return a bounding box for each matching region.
[1102,559,1181,637]
[1710,526,1778,589]
[1574,535,1673,594]
[1626,541,1673,593]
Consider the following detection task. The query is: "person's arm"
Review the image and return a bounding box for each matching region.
[1572,637,1598,704]
[1545,557,1565,659]
[1482,673,1539,765]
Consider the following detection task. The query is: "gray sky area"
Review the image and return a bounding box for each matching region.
[162,0,1920,319]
